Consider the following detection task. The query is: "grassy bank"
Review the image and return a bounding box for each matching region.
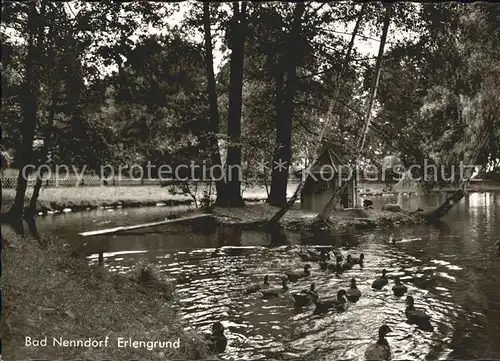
[0,185,281,214]
[2,181,498,217]
[1,229,216,360]
[1,186,193,213]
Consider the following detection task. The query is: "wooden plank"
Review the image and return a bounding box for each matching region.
[78,213,214,237]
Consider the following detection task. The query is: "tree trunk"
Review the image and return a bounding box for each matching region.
[319,4,392,221]
[202,3,227,205]
[1,145,3,264]
[223,1,247,207]
[9,2,45,219]
[266,69,285,205]
[25,94,57,218]
[268,2,306,207]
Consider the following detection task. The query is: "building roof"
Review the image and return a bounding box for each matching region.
[294,143,351,178]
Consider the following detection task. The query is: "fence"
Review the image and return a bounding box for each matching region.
[0,176,167,188]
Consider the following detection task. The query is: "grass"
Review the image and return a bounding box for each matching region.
[1,229,217,360]
[1,186,193,212]
[0,184,293,214]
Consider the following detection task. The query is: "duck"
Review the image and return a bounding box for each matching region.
[495,241,500,255]
[299,248,330,262]
[291,282,319,307]
[314,248,331,261]
[285,264,311,282]
[313,289,348,315]
[364,325,392,360]
[319,257,329,270]
[298,251,312,262]
[318,250,331,269]
[341,254,355,271]
[307,248,322,258]
[260,278,289,299]
[405,296,433,331]
[333,248,343,261]
[392,277,408,297]
[326,255,344,273]
[371,269,389,290]
[204,321,227,354]
[307,249,330,262]
[346,277,362,302]
[245,275,270,294]
[349,253,365,265]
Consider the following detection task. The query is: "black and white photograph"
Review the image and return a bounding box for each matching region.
[1,1,500,360]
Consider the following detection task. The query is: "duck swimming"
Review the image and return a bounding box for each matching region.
[392,277,407,297]
[333,249,343,261]
[341,254,355,271]
[326,255,344,273]
[298,251,311,262]
[286,264,311,282]
[346,278,362,302]
[349,253,365,265]
[364,325,392,360]
[260,278,289,299]
[205,321,227,354]
[318,250,331,269]
[313,289,348,315]
[495,241,500,255]
[245,275,270,294]
[303,248,330,262]
[291,282,319,307]
[371,269,389,290]
[405,296,433,331]
[298,248,330,262]
[319,258,328,270]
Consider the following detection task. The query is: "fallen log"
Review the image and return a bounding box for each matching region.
[78,213,214,237]
[422,187,465,223]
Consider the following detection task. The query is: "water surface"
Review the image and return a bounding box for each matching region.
[31,192,500,360]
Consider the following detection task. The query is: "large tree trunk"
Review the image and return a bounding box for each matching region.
[223,2,247,207]
[264,3,366,227]
[9,3,45,219]
[202,3,227,205]
[268,3,306,207]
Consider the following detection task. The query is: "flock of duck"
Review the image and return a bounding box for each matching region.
[204,236,439,360]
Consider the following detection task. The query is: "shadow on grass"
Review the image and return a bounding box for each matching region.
[1,232,218,360]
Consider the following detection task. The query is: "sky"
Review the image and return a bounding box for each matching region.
[65,2,420,76]
[1,2,420,77]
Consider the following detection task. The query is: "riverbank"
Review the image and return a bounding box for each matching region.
[1,185,277,215]
[2,182,498,217]
[359,180,500,196]
[1,229,217,360]
[210,203,426,235]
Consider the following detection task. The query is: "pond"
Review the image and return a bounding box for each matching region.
[30,192,500,360]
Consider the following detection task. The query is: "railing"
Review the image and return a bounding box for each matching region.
[0,176,169,188]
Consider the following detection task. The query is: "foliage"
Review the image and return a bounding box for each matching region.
[372,3,500,185]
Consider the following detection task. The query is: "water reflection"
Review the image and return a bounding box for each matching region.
[18,192,500,359]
